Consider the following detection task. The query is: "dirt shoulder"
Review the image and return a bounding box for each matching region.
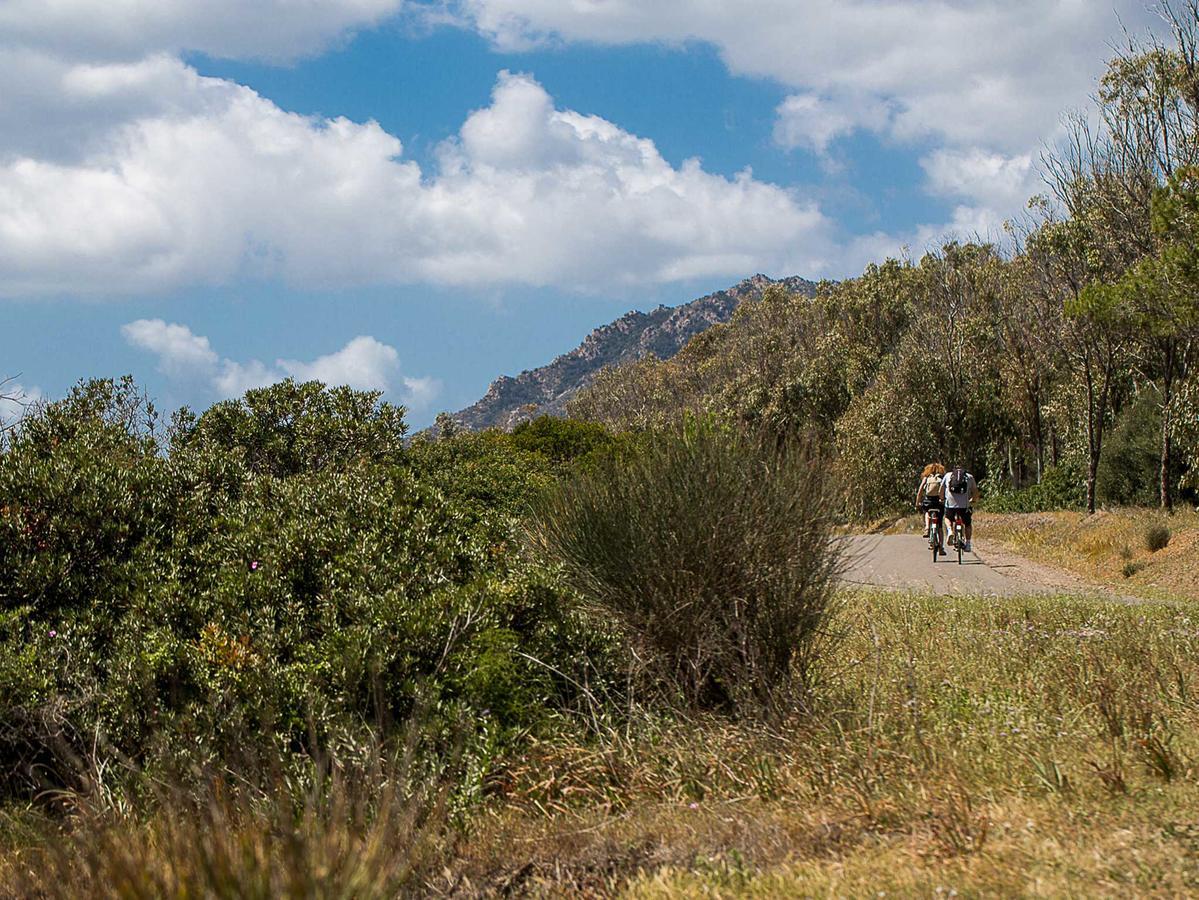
[976,509,1199,603]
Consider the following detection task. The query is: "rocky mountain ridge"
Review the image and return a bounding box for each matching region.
[447,274,819,432]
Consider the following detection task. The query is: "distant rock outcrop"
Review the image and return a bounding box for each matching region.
[447,274,818,432]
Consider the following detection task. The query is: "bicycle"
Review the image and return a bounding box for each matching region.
[928,508,943,562]
[947,510,966,565]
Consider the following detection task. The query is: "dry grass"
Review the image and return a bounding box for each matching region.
[0,751,452,899]
[6,589,1199,897]
[445,590,1199,896]
[982,508,1199,601]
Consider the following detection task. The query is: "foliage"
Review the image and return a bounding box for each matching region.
[1095,389,1169,506]
[981,462,1087,513]
[509,415,616,466]
[0,379,619,802]
[175,378,409,478]
[1173,376,1199,490]
[525,420,841,717]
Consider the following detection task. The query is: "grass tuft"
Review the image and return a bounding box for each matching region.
[1145,522,1172,553]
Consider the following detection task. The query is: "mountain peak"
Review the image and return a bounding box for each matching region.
[445,274,819,432]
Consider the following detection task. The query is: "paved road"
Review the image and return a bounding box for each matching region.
[840,534,1059,597]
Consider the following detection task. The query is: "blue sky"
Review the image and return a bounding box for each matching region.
[0,1,1164,428]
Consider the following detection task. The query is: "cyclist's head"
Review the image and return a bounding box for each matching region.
[921,462,946,478]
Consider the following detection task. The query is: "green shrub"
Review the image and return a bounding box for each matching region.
[1097,391,1164,507]
[1122,560,1146,578]
[0,379,618,802]
[174,378,409,478]
[510,416,615,466]
[526,420,841,717]
[982,461,1087,513]
[1145,523,1171,553]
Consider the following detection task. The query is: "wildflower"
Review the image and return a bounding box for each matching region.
[48,630,57,638]
[689,802,699,810]
[249,560,260,572]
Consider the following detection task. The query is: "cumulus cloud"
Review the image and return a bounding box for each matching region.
[0,0,1167,299]
[278,336,400,390]
[773,93,891,164]
[443,0,1160,154]
[0,0,406,63]
[919,148,1044,238]
[0,63,834,296]
[122,319,438,409]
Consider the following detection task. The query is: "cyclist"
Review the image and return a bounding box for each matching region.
[914,462,946,549]
[941,463,980,552]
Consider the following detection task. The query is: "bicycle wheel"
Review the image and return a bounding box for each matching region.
[956,522,963,565]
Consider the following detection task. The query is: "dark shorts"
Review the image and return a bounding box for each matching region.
[944,507,972,527]
[921,496,944,515]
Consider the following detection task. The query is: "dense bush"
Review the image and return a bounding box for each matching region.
[0,379,620,801]
[509,416,616,466]
[525,420,841,717]
[982,461,1087,513]
[1097,391,1167,507]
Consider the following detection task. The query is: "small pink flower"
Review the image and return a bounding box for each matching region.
[249,560,260,572]
[688,802,699,810]
[48,630,57,638]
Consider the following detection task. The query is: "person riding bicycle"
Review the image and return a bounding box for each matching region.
[914,462,946,548]
[941,463,980,552]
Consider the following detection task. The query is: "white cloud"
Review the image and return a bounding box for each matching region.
[0,0,1169,299]
[122,318,219,376]
[278,335,400,391]
[0,63,835,295]
[444,0,1161,154]
[399,376,442,414]
[121,319,437,409]
[773,93,890,164]
[0,381,43,426]
[0,0,406,63]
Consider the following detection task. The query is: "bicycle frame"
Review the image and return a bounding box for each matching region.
[929,508,943,562]
[948,511,965,564]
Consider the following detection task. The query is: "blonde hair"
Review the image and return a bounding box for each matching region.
[921,462,946,478]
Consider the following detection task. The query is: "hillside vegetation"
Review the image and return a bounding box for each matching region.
[571,9,1199,518]
[448,275,817,432]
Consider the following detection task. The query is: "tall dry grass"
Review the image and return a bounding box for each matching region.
[526,422,842,717]
[2,741,453,899]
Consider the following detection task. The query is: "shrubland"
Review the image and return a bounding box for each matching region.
[0,379,845,896]
[7,590,1199,896]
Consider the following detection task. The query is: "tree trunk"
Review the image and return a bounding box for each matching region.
[1161,377,1174,512]
[1160,343,1176,512]
[1085,362,1099,515]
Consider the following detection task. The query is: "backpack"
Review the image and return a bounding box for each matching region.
[924,474,943,497]
[948,467,969,495]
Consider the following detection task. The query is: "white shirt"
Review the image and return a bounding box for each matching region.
[942,471,976,509]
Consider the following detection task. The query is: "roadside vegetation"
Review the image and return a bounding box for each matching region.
[5,590,1198,896]
[7,5,1199,898]
[983,508,1199,601]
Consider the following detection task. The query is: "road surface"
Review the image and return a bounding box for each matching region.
[839,534,1138,600]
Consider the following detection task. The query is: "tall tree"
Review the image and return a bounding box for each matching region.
[1091,168,1199,508]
